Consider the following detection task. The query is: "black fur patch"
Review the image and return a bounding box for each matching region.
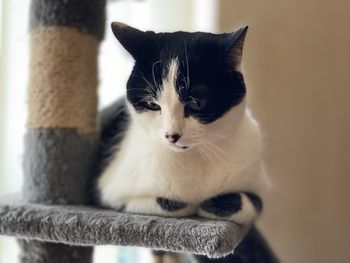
[200,193,242,217]
[92,98,130,205]
[156,197,187,212]
[96,97,130,171]
[112,24,247,123]
[245,193,263,213]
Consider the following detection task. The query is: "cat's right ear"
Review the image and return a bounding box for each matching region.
[111,22,156,61]
[225,26,249,69]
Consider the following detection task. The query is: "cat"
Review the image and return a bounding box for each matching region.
[96,22,272,261]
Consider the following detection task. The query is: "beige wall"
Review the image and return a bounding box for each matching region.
[218,1,350,263]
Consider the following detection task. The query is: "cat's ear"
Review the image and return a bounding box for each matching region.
[111,22,157,61]
[225,26,249,69]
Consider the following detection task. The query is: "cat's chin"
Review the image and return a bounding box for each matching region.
[168,143,191,152]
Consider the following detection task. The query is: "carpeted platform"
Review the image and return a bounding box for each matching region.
[0,196,243,258]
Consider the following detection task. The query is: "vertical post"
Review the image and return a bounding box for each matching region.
[20,0,106,262]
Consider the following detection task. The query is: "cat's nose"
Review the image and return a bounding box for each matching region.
[165,133,181,143]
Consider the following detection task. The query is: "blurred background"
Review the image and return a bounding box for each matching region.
[0,0,349,262]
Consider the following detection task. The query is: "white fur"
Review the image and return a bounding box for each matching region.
[159,59,185,142]
[98,58,269,222]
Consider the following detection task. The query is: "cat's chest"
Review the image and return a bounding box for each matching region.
[100,134,235,203]
[142,149,228,201]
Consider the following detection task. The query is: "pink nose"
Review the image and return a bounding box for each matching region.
[165,133,181,143]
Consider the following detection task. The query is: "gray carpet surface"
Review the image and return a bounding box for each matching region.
[0,200,243,258]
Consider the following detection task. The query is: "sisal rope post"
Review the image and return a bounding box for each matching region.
[20,0,106,262]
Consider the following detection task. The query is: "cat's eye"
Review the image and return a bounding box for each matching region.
[145,101,161,111]
[187,98,206,111]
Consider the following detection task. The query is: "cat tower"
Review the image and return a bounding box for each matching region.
[0,1,278,262]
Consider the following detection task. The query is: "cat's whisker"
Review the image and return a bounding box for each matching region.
[200,140,221,159]
[204,138,230,158]
[201,139,230,169]
[195,143,218,169]
[192,133,234,162]
[188,126,234,142]
[179,72,188,86]
[184,41,190,92]
[195,145,206,160]
[178,72,189,98]
[152,60,161,89]
[139,95,155,103]
[140,73,155,89]
[188,96,200,107]
[186,131,204,141]
[201,132,234,143]
[130,73,155,91]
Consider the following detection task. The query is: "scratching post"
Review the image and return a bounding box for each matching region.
[20,0,106,262]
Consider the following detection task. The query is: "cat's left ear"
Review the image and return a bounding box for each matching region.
[225,26,249,69]
[111,22,157,61]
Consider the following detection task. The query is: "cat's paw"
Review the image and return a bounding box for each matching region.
[156,197,188,212]
[200,193,242,217]
[123,196,196,217]
[198,192,262,225]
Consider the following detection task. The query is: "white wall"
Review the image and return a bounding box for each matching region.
[0,1,28,261]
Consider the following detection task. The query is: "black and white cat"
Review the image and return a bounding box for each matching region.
[97,22,269,229]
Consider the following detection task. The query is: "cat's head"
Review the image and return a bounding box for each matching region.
[112,22,248,152]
